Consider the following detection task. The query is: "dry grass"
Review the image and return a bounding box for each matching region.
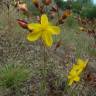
[0,5,96,96]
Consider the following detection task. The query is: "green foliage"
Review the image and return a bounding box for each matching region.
[54,0,95,18]
[54,0,70,10]
[80,6,96,19]
[0,64,30,89]
[71,2,82,14]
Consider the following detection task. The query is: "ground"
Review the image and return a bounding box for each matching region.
[0,5,96,96]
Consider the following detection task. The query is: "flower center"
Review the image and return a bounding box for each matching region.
[41,26,47,32]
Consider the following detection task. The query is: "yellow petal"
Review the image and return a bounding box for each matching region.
[72,64,79,70]
[77,59,88,69]
[47,26,60,35]
[27,23,41,32]
[41,14,48,25]
[42,31,53,47]
[27,32,41,41]
[70,70,76,76]
[77,69,83,75]
[77,59,84,65]
[74,76,80,81]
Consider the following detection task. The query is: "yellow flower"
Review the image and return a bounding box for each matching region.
[27,14,60,47]
[72,59,88,74]
[68,70,80,86]
[68,59,88,86]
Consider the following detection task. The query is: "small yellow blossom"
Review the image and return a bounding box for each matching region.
[27,14,60,47]
[68,59,88,86]
[76,59,88,74]
[68,70,80,86]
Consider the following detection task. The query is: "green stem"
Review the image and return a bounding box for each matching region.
[40,43,47,96]
[43,45,47,96]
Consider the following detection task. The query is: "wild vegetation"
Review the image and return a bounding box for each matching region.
[0,0,96,96]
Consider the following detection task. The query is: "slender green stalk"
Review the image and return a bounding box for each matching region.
[39,41,47,96]
[42,45,47,96]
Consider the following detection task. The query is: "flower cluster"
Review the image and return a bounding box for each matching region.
[68,59,88,86]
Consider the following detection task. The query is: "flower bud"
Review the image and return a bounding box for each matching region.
[43,0,52,5]
[32,0,39,8]
[17,19,28,29]
[62,10,71,19]
[55,39,62,51]
[17,3,28,12]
